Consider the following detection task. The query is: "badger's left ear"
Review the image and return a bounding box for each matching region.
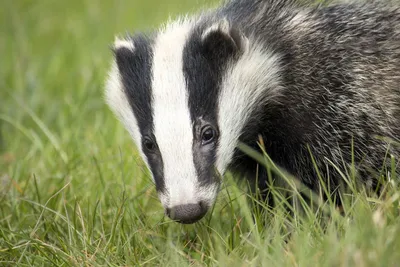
[200,18,248,61]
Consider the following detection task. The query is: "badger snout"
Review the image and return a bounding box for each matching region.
[159,176,220,223]
[165,201,208,224]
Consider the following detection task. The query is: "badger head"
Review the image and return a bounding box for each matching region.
[105,17,282,224]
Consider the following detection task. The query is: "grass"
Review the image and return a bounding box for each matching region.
[1,0,400,266]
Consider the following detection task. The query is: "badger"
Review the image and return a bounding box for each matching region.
[105,0,400,224]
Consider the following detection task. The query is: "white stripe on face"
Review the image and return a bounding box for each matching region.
[216,43,283,175]
[151,19,202,208]
[105,61,148,165]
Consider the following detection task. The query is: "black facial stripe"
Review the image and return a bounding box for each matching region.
[183,25,236,185]
[115,35,153,130]
[192,118,220,187]
[115,35,165,193]
[183,30,221,123]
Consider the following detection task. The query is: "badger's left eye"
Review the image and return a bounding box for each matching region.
[201,126,216,145]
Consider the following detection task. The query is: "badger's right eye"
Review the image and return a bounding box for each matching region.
[143,137,156,152]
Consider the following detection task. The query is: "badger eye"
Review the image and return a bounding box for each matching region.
[201,126,216,145]
[143,137,156,152]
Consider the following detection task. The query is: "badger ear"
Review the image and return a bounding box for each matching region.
[111,36,138,78]
[112,36,135,53]
[200,18,248,60]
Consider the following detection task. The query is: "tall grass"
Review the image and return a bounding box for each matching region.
[1,0,400,266]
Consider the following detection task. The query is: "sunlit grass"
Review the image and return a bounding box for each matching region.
[1,0,400,266]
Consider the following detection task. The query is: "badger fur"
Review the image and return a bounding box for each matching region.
[105,0,400,224]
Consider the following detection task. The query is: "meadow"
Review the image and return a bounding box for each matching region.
[1,0,400,266]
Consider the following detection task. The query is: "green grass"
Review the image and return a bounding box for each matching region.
[1,0,400,266]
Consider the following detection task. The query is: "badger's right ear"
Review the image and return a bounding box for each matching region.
[200,18,248,61]
[112,37,137,72]
[113,37,135,52]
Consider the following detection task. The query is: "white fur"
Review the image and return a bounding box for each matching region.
[105,61,149,168]
[151,18,219,208]
[113,37,135,51]
[216,42,283,175]
[285,10,316,34]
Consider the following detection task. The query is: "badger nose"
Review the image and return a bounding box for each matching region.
[165,202,207,224]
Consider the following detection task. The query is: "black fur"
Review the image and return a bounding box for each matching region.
[115,35,166,193]
[218,0,400,197]
[183,24,243,186]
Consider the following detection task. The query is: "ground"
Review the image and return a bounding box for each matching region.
[1,0,400,266]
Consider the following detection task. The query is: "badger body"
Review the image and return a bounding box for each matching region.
[106,0,400,223]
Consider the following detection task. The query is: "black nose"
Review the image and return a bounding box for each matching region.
[165,202,207,224]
